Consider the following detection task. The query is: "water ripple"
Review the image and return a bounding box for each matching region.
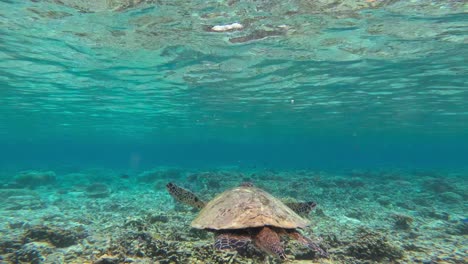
[0,0,467,140]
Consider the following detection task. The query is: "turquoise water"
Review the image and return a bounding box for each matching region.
[0,1,467,263]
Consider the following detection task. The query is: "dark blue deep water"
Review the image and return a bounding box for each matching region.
[2,137,468,171]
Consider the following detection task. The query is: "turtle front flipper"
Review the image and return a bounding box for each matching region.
[214,232,251,250]
[255,227,287,260]
[285,201,317,216]
[166,182,206,209]
[288,230,328,257]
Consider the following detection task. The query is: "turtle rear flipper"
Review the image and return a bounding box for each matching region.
[166,182,205,209]
[214,232,251,250]
[285,201,317,216]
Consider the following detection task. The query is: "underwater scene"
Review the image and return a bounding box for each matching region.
[1,0,467,263]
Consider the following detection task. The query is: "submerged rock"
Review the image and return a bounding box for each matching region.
[392,214,414,230]
[146,214,169,224]
[449,221,468,236]
[137,169,182,183]
[0,239,23,255]
[3,195,46,210]
[93,254,120,264]
[22,225,87,248]
[423,178,454,193]
[9,242,52,264]
[0,189,37,197]
[439,192,463,203]
[347,228,404,261]
[106,231,184,261]
[85,183,111,198]
[14,171,56,188]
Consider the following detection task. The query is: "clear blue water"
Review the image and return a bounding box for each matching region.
[1,0,467,171]
[1,1,467,263]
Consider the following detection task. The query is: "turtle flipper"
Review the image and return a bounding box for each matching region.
[285,201,317,216]
[166,182,206,209]
[288,230,328,257]
[255,227,287,260]
[214,232,251,250]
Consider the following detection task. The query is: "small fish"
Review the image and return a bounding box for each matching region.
[120,174,130,179]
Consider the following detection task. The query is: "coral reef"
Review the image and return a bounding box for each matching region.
[9,242,51,264]
[423,178,454,193]
[0,239,22,255]
[0,167,466,263]
[101,231,264,264]
[93,254,120,264]
[22,225,87,248]
[137,169,182,183]
[392,214,414,230]
[85,183,111,198]
[347,228,404,262]
[439,192,463,203]
[449,221,468,236]
[14,171,56,188]
[0,189,45,210]
[377,196,392,207]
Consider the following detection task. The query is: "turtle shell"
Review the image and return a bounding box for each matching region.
[191,186,310,230]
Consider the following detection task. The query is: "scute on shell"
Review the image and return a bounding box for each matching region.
[191,186,309,230]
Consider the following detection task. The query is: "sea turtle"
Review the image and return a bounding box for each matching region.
[166,182,328,260]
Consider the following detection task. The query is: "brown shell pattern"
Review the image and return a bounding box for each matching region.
[191,186,310,230]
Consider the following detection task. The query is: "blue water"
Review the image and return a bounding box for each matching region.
[0,1,467,263]
[1,0,467,171]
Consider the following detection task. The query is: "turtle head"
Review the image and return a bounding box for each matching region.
[239,182,255,187]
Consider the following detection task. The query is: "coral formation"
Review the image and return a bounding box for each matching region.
[93,254,120,264]
[450,222,468,236]
[377,196,392,207]
[1,191,45,210]
[1,167,466,263]
[85,183,111,198]
[22,225,87,248]
[105,231,187,262]
[423,178,454,193]
[347,228,404,261]
[0,239,22,255]
[102,231,263,264]
[14,171,56,188]
[392,214,414,230]
[439,192,463,203]
[9,242,51,264]
[137,169,182,183]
